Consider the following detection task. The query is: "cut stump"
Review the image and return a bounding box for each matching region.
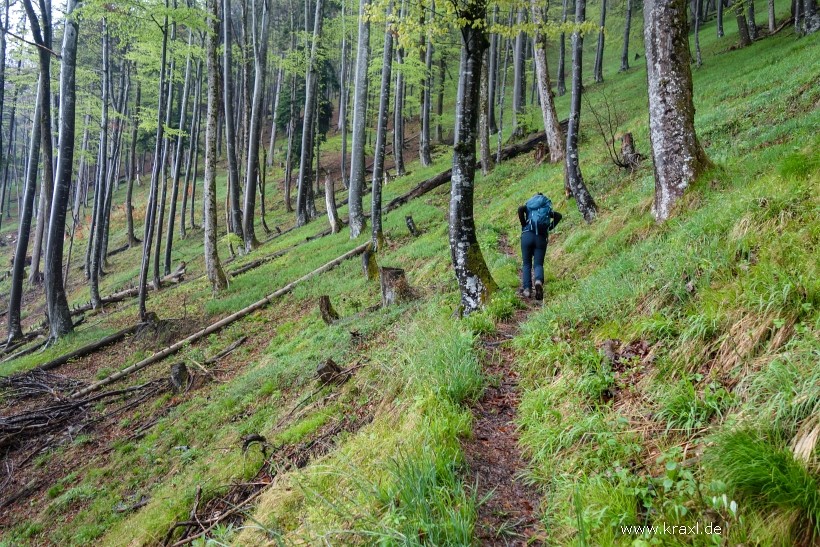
[319,295,339,325]
[379,267,412,307]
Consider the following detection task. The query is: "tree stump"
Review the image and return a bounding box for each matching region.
[405,215,420,237]
[362,246,378,280]
[318,295,339,325]
[169,363,189,392]
[379,267,412,307]
[620,132,643,171]
[316,358,342,384]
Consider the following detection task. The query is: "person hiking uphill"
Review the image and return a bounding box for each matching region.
[518,193,562,300]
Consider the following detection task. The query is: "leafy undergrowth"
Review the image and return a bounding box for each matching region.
[1,4,818,546]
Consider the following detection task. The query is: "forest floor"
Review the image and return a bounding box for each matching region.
[1,4,819,546]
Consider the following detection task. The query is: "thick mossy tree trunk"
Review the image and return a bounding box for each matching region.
[205,0,228,291]
[347,0,370,238]
[449,6,498,315]
[370,0,394,250]
[45,0,79,339]
[644,0,711,221]
[566,0,598,222]
[530,0,566,163]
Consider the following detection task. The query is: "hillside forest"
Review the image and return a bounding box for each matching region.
[0,0,818,542]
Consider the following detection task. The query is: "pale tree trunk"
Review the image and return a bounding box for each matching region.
[241,0,270,249]
[496,25,512,162]
[348,0,371,238]
[7,77,42,343]
[371,0,394,250]
[0,0,6,224]
[557,0,568,95]
[593,0,606,83]
[296,0,324,227]
[487,5,499,134]
[748,0,758,39]
[530,0,566,163]
[511,7,527,137]
[340,13,350,188]
[768,0,775,32]
[479,49,492,176]
[165,29,195,274]
[393,0,407,177]
[23,0,54,286]
[645,0,711,221]
[804,0,820,32]
[325,175,341,233]
[205,0,228,290]
[566,0,598,222]
[44,0,79,339]
[435,56,445,143]
[90,19,110,309]
[266,64,283,166]
[126,80,141,246]
[621,0,632,71]
[450,8,497,315]
[138,5,169,321]
[153,21,176,289]
[224,0,245,241]
[181,58,203,238]
[419,1,434,167]
[695,0,703,66]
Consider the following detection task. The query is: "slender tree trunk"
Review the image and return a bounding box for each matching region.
[717,0,725,36]
[325,174,341,233]
[695,0,703,66]
[0,59,21,234]
[435,56,445,143]
[90,19,111,308]
[645,0,711,221]
[224,0,245,241]
[348,0,371,238]
[205,0,228,290]
[0,0,6,228]
[496,26,512,162]
[748,0,758,39]
[393,0,407,177]
[370,0,394,250]
[241,0,270,249]
[165,30,195,274]
[283,76,296,212]
[7,78,42,343]
[511,7,527,137]
[182,59,203,239]
[621,0,632,71]
[419,1,434,166]
[557,0,568,95]
[340,17,350,188]
[138,5,170,321]
[593,0,607,83]
[487,5,499,134]
[566,0,598,222]
[44,0,79,339]
[479,48,492,175]
[266,65,283,165]
[296,0,323,227]
[531,0,566,163]
[126,80,142,246]
[450,8,497,315]
[768,0,776,31]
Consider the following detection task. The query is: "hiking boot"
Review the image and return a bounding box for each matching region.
[534,280,543,301]
[522,288,531,299]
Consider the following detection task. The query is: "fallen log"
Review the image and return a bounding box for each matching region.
[70,265,187,317]
[106,243,130,258]
[32,323,143,373]
[72,242,373,398]
[228,245,295,277]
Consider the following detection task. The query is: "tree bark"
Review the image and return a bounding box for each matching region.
[768,0,776,31]
[717,0,724,36]
[138,4,170,322]
[479,49,492,176]
[557,0,568,95]
[90,19,111,309]
[182,58,203,239]
[6,77,42,343]
[393,0,407,177]
[803,0,820,32]
[748,0,758,39]
[419,1,434,166]
[296,0,323,227]
[487,5,499,134]
[44,0,79,339]
[450,9,498,315]
[205,0,229,291]
[621,0,632,71]
[241,0,270,249]
[645,0,711,221]
[530,0,566,163]
[266,65,283,166]
[126,80,142,247]
[370,0,394,250]
[511,7,527,138]
[593,0,607,83]
[566,0,598,222]
[695,0,703,66]
[347,0,371,238]
[224,0,245,241]
[325,175,341,234]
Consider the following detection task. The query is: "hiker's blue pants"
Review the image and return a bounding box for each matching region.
[521,230,547,290]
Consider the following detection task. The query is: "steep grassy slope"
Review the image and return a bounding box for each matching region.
[1,3,818,546]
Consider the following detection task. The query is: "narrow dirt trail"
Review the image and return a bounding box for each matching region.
[464,236,545,546]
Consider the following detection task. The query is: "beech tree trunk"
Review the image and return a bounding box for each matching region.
[348,0,371,238]
[44,0,79,339]
[325,175,341,234]
[224,0,245,241]
[566,0,598,222]
[803,0,820,32]
[241,0,271,249]
[557,0,568,96]
[90,19,110,309]
[511,7,527,137]
[266,65,283,166]
[768,0,776,31]
[695,0,703,66]
[205,0,228,291]
[7,77,42,343]
[182,58,204,238]
[530,0,566,163]
[419,1,434,167]
[748,0,758,39]
[126,81,141,247]
[296,0,324,227]
[450,9,497,315]
[645,0,711,221]
[621,0,632,71]
[371,0,394,250]
[479,49,492,176]
[393,0,407,177]
[593,0,607,83]
[487,5,499,134]
[717,0,725,36]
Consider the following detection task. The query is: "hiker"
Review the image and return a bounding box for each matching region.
[518,193,562,300]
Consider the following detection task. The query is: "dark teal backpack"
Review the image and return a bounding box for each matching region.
[525,194,552,235]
